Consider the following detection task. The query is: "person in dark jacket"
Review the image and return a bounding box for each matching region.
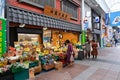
[114,38,118,47]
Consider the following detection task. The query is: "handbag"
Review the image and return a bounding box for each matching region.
[70,54,74,62]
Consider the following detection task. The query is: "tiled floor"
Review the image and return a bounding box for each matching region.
[32,45,120,80]
[74,45,120,80]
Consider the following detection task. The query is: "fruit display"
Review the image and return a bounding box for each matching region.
[0,58,8,67]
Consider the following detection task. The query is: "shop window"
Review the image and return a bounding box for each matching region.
[62,0,78,19]
[18,33,41,44]
[19,0,55,8]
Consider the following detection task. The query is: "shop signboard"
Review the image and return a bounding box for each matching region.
[44,5,71,21]
[94,17,99,23]
[109,11,120,26]
[0,18,6,56]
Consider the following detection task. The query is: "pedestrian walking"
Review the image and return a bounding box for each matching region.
[91,40,98,59]
[84,39,91,59]
[114,38,118,47]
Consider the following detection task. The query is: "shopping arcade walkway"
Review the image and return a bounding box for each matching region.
[31,45,120,80]
[74,45,120,80]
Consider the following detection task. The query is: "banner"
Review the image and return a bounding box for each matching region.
[105,13,109,25]
[109,11,120,26]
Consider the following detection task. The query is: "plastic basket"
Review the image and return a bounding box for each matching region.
[14,69,29,80]
[29,61,39,68]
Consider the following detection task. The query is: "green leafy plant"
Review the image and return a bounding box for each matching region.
[10,62,26,73]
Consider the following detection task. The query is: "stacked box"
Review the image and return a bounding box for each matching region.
[54,62,63,70]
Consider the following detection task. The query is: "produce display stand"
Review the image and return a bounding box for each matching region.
[0,37,82,80]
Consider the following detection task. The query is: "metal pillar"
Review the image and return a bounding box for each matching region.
[81,0,86,45]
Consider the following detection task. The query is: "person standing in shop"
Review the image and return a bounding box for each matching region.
[91,40,98,59]
[65,40,74,65]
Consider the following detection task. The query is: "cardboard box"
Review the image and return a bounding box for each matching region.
[34,65,42,74]
[29,68,35,79]
[54,62,63,70]
[43,63,55,70]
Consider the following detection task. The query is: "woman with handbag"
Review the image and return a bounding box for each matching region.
[65,40,74,65]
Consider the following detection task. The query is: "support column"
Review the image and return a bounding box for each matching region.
[81,0,86,45]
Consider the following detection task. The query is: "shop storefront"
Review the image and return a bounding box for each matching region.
[92,10,101,47]
[7,6,81,48]
[0,1,82,79]
[1,6,81,77]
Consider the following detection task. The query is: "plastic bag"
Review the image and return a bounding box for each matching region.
[70,54,74,62]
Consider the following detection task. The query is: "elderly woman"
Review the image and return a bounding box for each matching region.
[65,40,74,65]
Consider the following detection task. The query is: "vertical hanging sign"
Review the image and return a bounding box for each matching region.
[0,18,6,56]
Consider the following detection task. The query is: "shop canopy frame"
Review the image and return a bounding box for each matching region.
[8,6,81,32]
